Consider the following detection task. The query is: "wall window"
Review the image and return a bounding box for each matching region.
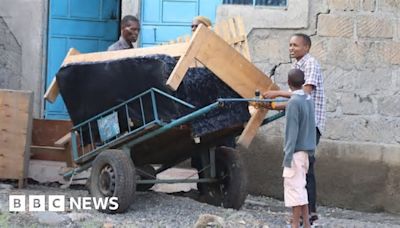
[222,0,287,6]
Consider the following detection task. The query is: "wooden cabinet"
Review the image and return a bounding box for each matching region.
[0,89,33,188]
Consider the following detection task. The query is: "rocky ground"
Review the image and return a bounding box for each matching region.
[1,171,400,228]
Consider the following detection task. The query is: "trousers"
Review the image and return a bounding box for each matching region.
[306,127,321,213]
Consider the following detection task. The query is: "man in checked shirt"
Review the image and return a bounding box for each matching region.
[263,33,326,225]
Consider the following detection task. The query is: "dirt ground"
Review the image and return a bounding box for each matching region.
[1,168,400,227]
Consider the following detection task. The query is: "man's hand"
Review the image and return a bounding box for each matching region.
[263,90,280,99]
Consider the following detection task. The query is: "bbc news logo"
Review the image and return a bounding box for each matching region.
[9,195,119,212]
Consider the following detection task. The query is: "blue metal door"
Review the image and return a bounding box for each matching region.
[45,0,120,119]
[141,0,222,47]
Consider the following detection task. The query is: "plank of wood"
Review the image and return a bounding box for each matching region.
[43,76,59,103]
[221,20,231,43]
[64,42,188,65]
[30,144,73,166]
[228,18,237,42]
[54,132,72,146]
[64,143,74,167]
[0,89,33,187]
[237,109,268,148]
[166,25,207,90]
[235,16,251,61]
[189,27,279,98]
[214,23,222,38]
[44,48,80,103]
[30,145,66,162]
[227,18,240,55]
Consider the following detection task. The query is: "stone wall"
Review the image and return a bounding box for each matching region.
[218,0,400,214]
[0,17,21,89]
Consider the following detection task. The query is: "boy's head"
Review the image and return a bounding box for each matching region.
[288,69,305,90]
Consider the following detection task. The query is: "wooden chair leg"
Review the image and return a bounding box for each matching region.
[18,178,26,188]
[65,143,74,167]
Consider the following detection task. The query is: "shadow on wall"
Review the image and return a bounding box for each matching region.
[241,134,400,215]
[0,16,22,90]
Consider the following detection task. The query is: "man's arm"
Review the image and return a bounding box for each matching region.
[303,84,315,94]
[262,90,292,110]
[263,90,292,99]
[303,59,319,94]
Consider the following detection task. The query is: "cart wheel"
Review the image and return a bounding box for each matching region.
[198,146,248,209]
[136,165,156,191]
[89,149,136,213]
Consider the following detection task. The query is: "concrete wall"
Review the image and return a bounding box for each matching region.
[0,17,22,89]
[218,0,400,214]
[122,0,140,18]
[0,0,47,118]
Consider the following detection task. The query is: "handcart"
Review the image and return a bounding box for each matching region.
[63,87,285,213]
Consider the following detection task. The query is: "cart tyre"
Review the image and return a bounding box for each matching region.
[89,149,136,213]
[198,146,248,209]
[136,165,156,191]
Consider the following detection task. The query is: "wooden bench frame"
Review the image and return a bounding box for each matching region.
[44,17,250,103]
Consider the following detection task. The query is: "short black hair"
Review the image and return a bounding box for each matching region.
[292,33,311,48]
[121,15,139,27]
[288,69,305,88]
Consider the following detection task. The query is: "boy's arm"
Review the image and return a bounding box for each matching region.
[283,101,299,168]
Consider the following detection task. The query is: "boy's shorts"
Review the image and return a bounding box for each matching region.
[283,151,309,207]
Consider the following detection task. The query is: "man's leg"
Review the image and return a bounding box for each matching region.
[306,155,316,213]
[316,128,321,146]
[306,128,321,221]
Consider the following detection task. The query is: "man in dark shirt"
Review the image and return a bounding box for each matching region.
[108,15,141,51]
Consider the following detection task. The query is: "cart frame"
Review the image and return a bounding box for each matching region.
[64,87,285,181]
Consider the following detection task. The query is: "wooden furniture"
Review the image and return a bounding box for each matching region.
[44,17,250,103]
[166,24,279,147]
[0,89,33,188]
[167,16,251,61]
[43,44,189,103]
[44,17,279,148]
[30,119,74,167]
